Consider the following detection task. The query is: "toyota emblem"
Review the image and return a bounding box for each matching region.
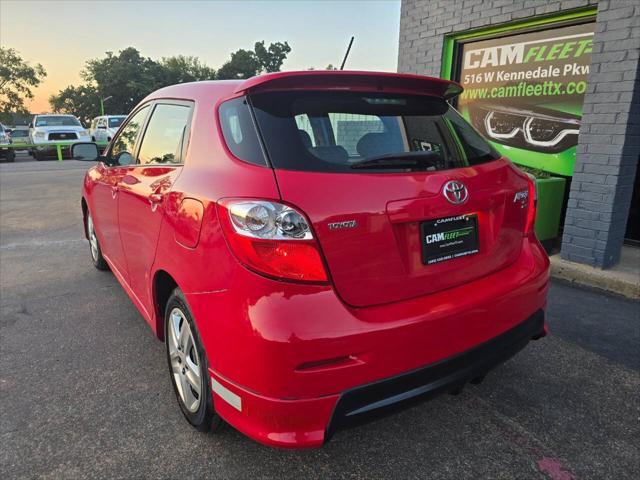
[443,180,468,205]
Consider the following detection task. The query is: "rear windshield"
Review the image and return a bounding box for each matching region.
[34,116,81,127]
[248,91,499,173]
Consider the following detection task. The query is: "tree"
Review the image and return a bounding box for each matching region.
[160,55,216,85]
[81,47,166,115]
[50,48,220,118]
[0,47,46,122]
[217,41,292,79]
[49,41,292,117]
[254,41,291,73]
[216,49,261,80]
[49,84,100,125]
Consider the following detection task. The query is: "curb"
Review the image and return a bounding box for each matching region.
[550,255,640,300]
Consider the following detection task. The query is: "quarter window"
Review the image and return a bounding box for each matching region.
[137,104,191,165]
[110,106,149,166]
[219,97,267,166]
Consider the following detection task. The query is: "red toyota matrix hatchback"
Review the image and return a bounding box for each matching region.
[74,71,549,448]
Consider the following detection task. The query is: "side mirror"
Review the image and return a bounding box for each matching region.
[28,123,33,129]
[71,142,100,161]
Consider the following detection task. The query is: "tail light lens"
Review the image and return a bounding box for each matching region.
[524,174,538,236]
[217,199,328,283]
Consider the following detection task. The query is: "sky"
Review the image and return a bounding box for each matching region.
[0,0,401,113]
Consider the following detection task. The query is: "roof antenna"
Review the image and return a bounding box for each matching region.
[340,36,355,70]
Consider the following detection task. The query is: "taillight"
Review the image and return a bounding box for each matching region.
[524,174,538,236]
[217,199,328,283]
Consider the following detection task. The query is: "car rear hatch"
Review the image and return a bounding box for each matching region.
[238,72,532,307]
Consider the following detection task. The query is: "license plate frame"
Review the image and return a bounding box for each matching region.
[420,214,479,265]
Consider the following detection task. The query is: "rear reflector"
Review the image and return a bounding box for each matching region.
[296,355,359,372]
[524,174,538,236]
[211,377,242,411]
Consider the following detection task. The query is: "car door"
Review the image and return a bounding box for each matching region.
[90,105,151,283]
[117,101,193,316]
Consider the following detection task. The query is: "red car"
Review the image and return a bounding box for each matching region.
[74,71,549,448]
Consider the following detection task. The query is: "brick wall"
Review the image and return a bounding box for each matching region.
[561,0,640,268]
[398,0,639,269]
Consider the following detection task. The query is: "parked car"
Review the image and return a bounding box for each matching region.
[89,115,126,143]
[8,126,31,148]
[73,71,549,448]
[0,123,14,162]
[29,114,90,160]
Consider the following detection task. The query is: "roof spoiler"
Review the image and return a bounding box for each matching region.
[234,71,463,100]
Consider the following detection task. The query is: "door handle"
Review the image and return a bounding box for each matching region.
[149,193,163,204]
[149,192,164,211]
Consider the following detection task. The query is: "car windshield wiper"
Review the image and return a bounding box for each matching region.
[350,151,444,170]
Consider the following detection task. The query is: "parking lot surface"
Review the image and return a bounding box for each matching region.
[1,159,639,480]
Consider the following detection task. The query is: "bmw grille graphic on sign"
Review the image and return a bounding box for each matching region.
[456,22,595,176]
[421,215,479,265]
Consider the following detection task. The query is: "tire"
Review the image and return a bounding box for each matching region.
[165,289,221,432]
[86,212,109,271]
[34,150,44,161]
[4,150,15,162]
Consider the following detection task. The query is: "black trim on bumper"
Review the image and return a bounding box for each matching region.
[326,310,545,440]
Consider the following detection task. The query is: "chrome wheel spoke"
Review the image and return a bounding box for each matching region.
[170,352,181,374]
[169,312,182,350]
[179,321,192,352]
[175,371,186,401]
[184,357,201,396]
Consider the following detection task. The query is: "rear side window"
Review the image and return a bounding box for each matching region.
[219,97,266,166]
[138,103,191,165]
[250,91,499,173]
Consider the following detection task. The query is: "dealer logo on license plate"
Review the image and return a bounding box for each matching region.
[421,214,479,265]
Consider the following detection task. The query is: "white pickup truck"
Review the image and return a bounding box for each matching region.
[29,114,91,160]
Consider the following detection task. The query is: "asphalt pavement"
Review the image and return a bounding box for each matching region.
[1,157,638,479]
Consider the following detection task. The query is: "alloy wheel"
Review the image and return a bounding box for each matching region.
[87,214,99,262]
[167,308,202,413]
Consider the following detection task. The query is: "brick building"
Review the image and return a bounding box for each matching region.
[398,0,639,269]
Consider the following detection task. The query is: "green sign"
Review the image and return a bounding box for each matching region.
[452,20,595,177]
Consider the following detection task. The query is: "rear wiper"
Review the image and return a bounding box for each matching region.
[350,151,443,170]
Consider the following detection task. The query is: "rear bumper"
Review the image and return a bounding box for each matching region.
[188,236,549,448]
[209,309,545,448]
[326,309,545,439]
